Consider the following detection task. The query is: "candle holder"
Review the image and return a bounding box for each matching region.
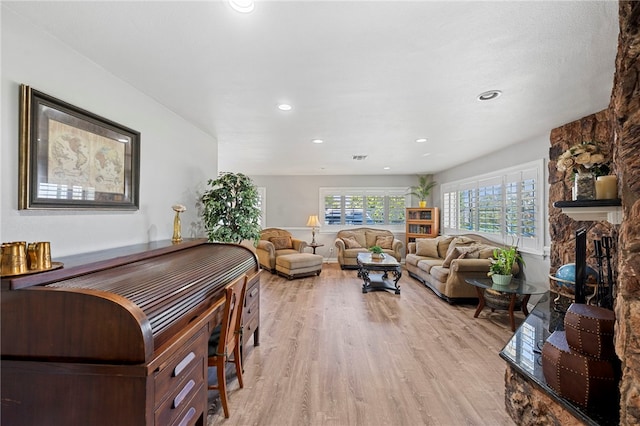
[172,204,186,243]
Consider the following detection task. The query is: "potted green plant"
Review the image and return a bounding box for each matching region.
[487,245,524,285]
[369,245,384,259]
[408,175,437,207]
[200,172,262,244]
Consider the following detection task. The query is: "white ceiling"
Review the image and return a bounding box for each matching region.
[5,1,619,176]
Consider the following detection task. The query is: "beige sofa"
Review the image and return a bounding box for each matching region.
[405,234,519,303]
[334,228,403,269]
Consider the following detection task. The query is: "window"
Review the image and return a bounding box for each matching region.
[319,187,408,229]
[257,187,266,227]
[441,160,544,254]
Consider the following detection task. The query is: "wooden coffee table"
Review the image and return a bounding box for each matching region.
[357,252,401,294]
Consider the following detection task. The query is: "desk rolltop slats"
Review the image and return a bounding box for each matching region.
[1,242,259,363]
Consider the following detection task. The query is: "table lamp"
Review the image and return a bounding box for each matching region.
[306,215,321,245]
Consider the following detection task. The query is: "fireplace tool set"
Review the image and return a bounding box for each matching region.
[591,236,616,310]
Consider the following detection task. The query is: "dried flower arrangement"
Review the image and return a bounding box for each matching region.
[556,141,609,176]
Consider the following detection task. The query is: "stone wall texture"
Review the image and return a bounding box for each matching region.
[611,2,640,424]
[505,366,584,426]
[548,110,616,283]
[507,2,640,424]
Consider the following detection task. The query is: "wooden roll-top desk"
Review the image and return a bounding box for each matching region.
[1,239,260,426]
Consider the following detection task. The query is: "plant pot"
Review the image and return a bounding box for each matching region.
[418,201,427,208]
[491,274,513,286]
[371,253,383,259]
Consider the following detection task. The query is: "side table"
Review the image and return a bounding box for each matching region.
[308,243,324,254]
[465,277,548,331]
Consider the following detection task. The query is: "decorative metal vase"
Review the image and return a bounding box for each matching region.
[573,172,596,201]
[171,204,186,243]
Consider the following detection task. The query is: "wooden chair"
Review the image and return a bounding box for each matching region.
[207,275,247,418]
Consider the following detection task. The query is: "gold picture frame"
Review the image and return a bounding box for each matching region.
[19,85,140,210]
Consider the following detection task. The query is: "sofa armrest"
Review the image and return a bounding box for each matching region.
[407,242,416,254]
[450,258,491,272]
[334,238,346,252]
[256,239,275,256]
[392,239,404,258]
[292,238,308,252]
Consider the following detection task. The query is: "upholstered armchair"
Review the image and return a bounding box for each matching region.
[256,228,308,273]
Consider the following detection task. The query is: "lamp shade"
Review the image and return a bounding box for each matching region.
[306,215,321,227]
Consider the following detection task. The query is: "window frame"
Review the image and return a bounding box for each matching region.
[257,186,266,227]
[440,159,545,255]
[318,187,409,232]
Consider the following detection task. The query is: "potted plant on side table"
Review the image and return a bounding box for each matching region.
[488,245,524,286]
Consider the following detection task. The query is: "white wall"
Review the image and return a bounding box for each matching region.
[1,7,217,256]
[432,135,551,285]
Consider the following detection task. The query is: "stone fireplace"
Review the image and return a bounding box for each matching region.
[504,2,640,424]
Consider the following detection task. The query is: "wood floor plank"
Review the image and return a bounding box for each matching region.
[208,264,517,425]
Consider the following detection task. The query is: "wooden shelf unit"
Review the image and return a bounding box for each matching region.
[405,207,440,247]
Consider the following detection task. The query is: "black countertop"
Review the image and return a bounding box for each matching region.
[499,293,619,426]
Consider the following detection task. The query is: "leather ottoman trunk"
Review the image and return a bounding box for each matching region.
[542,331,617,408]
[564,303,616,360]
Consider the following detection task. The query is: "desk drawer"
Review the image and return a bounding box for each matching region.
[242,273,260,348]
[155,364,204,426]
[155,329,207,407]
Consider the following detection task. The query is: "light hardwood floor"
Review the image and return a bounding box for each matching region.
[207,264,518,426]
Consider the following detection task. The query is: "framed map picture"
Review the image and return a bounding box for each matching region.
[19,85,140,210]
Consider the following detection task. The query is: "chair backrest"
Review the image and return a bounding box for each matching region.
[260,228,292,241]
[217,275,247,356]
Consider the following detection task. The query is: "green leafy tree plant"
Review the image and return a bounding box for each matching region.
[200,172,262,244]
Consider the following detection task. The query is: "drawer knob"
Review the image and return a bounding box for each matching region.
[173,379,195,409]
[173,351,196,377]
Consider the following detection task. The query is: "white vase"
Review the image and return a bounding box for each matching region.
[491,274,513,286]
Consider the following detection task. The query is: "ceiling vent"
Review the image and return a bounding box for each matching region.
[352,155,368,161]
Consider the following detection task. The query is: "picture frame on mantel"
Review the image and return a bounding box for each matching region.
[18,84,140,210]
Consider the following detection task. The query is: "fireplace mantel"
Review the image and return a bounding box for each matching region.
[553,200,622,224]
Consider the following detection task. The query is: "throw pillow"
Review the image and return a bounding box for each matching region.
[436,236,455,258]
[442,247,469,268]
[457,245,481,259]
[476,244,497,259]
[415,238,439,257]
[445,236,478,258]
[342,236,362,249]
[270,236,293,250]
[375,235,394,249]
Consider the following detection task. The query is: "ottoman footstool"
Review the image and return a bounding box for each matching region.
[276,253,323,280]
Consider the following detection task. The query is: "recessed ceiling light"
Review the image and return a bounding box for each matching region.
[415,138,427,143]
[229,0,255,13]
[278,104,292,111]
[383,166,391,170]
[422,153,431,157]
[477,90,502,101]
[311,139,323,144]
